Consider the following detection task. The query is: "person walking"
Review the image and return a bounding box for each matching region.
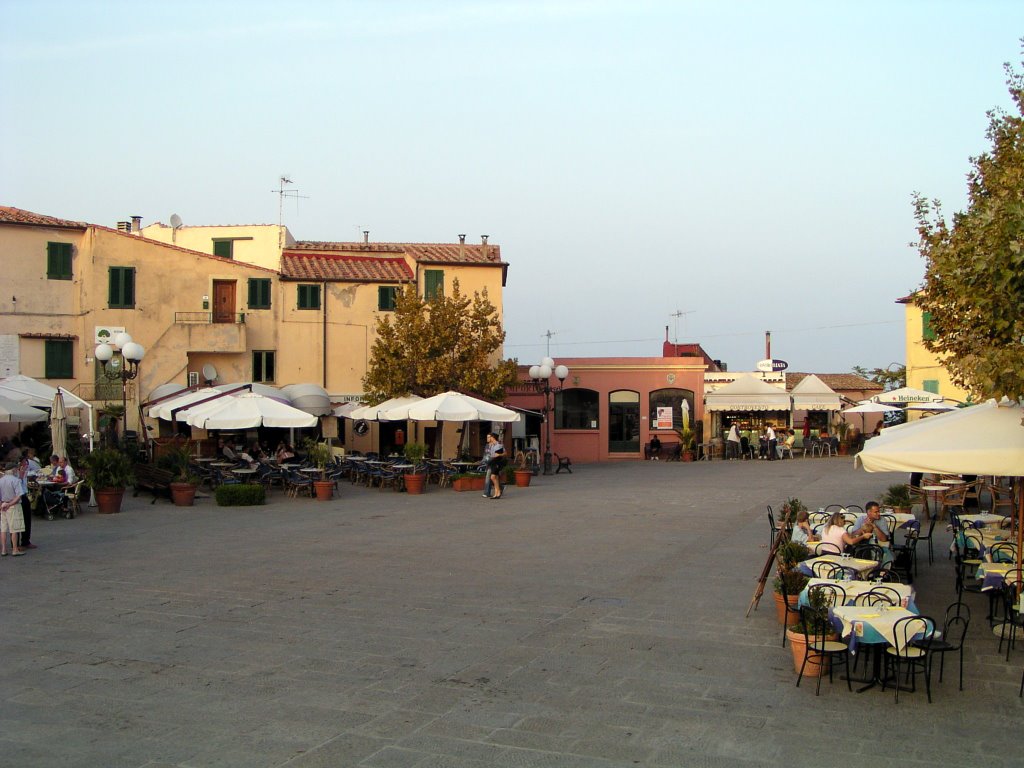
[726,424,741,460]
[484,432,506,500]
[0,461,26,556]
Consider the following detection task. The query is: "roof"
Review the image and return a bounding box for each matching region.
[790,373,842,411]
[281,252,414,282]
[0,206,87,231]
[786,372,883,392]
[289,241,504,265]
[704,374,791,411]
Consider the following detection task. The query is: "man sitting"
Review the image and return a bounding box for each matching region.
[648,435,662,461]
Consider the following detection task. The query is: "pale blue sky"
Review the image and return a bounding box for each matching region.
[3,1,1021,373]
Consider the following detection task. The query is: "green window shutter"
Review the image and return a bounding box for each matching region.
[378,286,396,311]
[298,284,320,309]
[923,379,940,394]
[213,240,233,259]
[248,278,271,309]
[109,266,135,308]
[109,267,119,306]
[922,311,936,341]
[45,339,73,379]
[424,270,444,300]
[47,242,72,279]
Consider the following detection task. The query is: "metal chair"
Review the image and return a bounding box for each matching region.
[925,602,970,691]
[884,615,936,703]
[795,606,852,696]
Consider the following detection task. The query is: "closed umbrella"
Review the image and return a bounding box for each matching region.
[185,393,318,430]
[50,391,67,460]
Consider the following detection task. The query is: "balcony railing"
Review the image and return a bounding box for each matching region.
[174,312,246,324]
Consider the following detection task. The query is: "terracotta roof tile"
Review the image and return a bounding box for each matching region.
[280,252,414,282]
[291,241,504,265]
[0,206,87,230]
[786,372,883,392]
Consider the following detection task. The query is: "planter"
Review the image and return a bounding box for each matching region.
[169,481,198,507]
[94,487,125,514]
[838,444,850,456]
[513,470,532,488]
[452,476,486,492]
[313,480,334,501]
[404,474,427,495]
[773,591,799,625]
[681,451,695,462]
[786,628,839,676]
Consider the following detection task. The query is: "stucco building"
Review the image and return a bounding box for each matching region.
[897,293,971,404]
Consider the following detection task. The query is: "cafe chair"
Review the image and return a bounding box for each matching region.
[917,513,939,566]
[989,542,1017,563]
[861,586,901,606]
[778,576,802,648]
[811,561,843,579]
[795,606,852,696]
[925,602,970,691]
[852,543,886,563]
[884,615,936,703]
[998,580,1024,661]
[63,480,85,519]
[817,542,843,556]
[989,483,1016,517]
[809,583,845,607]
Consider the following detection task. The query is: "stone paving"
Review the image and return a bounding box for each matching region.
[2,458,1021,767]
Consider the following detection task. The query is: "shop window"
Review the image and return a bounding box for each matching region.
[248,278,271,309]
[108,266,135,308]
[555,388,599,429]
[45,339,74,379]
[47,242,73,279]
[649,388,694,430]
[297,284,321,310]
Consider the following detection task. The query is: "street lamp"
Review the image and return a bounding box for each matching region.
[528,357,569,475]
[95,331,145,440]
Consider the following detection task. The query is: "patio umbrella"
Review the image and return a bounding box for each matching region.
[148,388,223,421]
[185,392,318,430]
[350,395,423,422]
[50,390,67,460]
[0,376,95,451]
[870,387,945,405]
[401,391,521,423]
[905,400,959,412]
[215,382,290,404]
[0,395,47,423]
[333,402,363,418]
[841,401,901,414]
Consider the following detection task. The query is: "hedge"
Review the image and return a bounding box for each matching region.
[215,483,266,506]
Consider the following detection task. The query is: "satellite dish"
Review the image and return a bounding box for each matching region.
[170,213,183,228]
[202,364,218,383]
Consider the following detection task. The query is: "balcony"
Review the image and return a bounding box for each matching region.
[172,313,247,353]
[174,312,246,324]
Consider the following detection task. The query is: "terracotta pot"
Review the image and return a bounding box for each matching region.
[773,591,799,625]
[838,444,850,456]
[513,470,532,488]
[169,481,197,507]
[681,451,695,462]
[404,473,426,495]
[313,480,334,501]
[786,628,832,676]
[452,476,486,492]
[94,487,125,514]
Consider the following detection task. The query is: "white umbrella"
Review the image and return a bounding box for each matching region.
[333,402,363,418]
[351,395,423,422]
[0,395,47,423]
[402,391,521,423]
[149,388,223,421]
[842,401,901,414]
[0,376,95,451]
[215,382,290,404]
[186,392,318,430]
[50,391,67,459]
[871,387,945,405]
[905,400,959,412]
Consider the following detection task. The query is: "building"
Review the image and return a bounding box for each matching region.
[897,293,971,404]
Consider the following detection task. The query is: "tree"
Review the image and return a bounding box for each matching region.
[362,279,519,402]
[852,364,905,392]
[915,52,1024,399]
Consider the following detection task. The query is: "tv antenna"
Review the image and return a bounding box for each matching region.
[271,175,309,249]
[542,329,564,357]
[670,309,695,343]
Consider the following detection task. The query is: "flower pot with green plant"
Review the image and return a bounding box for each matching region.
[673,425,696,462]
[402,442,428,494]
[833,420,851,455]
[785,585,838,676]
[82,448,135,514]
[881,483,913,514]
[304,439,335,500]
[157,441,201,506]
[772,539,811,624]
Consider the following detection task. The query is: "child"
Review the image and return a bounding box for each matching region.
[791,509,817,545]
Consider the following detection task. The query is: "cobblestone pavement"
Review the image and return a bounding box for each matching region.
[2,459,1020,767]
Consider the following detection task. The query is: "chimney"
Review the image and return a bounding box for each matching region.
[458,234,466,244]
[765,331,771,360]
[363,230,369,246]
[458,234,466,260]
[480,235,488,245]
[116,221,131,232]
[131,215,142,233]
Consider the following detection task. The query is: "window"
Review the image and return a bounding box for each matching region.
[297,284,321,310]
[248,278,271,309]
[108,266,135,308]
[253,351,276,383]
[47,242,72,280]
[555,389,599,430]
[922,311,936,341]
[378,286,397,311]
[923,379,940,394]
[424,269,444,301]
[45,339,74,379]
[648,388,694,430]
[213,240,234,259]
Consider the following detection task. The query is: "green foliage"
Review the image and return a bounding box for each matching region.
[852,364,906,391]
[81,448,135,489]
[403,442,428,465]
[881,484,913,507]
[788,583,832,634]
[156,441,199,483]
[303,439,333,479]
[362,280,519,402]
[673,425,695,450]
[215,483,266,506]
[774,540,811,596]
[915,52,1024,399]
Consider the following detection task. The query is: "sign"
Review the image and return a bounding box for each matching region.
[0,334,18,377]
[320,415,338,438]
[655,407,674,430]
[756,358,789,373]
[95,326,125,344]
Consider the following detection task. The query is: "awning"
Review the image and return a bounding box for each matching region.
[704,374,791,412]
[790,373,841,411]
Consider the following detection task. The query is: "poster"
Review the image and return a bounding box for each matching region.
[655,406,674,430]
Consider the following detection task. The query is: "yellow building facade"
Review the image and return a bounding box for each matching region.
[898,294,971,403]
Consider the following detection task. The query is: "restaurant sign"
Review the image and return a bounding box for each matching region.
[756,358,788,373]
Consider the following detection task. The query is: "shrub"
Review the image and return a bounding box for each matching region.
[215,483,266,506]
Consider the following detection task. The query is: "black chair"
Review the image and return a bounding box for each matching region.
[925,602,970,691]
[777,575,803,648]
[852,543,886,564]
[998,580,1024,661]
[767,506,779,547]
[811,561,843,579]
[916,513,938,565]
[795,606,852,696]
[809,583,846,607]
[884,615,936,703]
[891,531,918,583]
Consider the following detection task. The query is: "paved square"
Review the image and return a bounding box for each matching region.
[2,459,1020,767]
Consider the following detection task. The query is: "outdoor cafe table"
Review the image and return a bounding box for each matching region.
[976,562,1020,591]
[830,604,920,692]
[920,484,948,517]
[211,462,235,468]
[959,513,1008,527]
[799,578,916,611]
[231,467,258,478]
[799,555,879,579]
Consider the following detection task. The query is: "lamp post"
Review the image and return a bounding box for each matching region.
[94,331,145,440]
[528,357,569,475]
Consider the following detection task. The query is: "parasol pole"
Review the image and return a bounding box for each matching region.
[1016,479,1022,586]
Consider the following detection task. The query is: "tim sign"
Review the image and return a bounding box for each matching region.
[756,358,788,373]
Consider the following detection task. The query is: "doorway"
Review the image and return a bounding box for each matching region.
[213,280,235,323]
[608,390,640,453]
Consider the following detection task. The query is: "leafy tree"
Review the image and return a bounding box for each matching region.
[363,279,518,402]
[914,53,1024,399]
[852,364,905,391]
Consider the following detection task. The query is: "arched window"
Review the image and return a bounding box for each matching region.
[555,388,599,429]
[649,388,695,430]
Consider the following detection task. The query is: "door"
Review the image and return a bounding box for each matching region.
[213,281,235,323]
[608,390,640,453]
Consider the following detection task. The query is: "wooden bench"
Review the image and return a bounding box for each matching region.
[133,464,175,504]
[644,441,680,461]
[554,454,573,473]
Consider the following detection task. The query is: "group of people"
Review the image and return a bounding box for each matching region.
[216,438,297,468]
[790,502,891,553]
[0,447,75,557]
[725,424,797,460]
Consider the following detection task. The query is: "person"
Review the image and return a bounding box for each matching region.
[0,461,26,556]
[820,511,871,553]
[649,434,662,461]
[483,432,506,500]
[777,429,796,459]
[58,456,77,485]
[851,501,890,546]
[726,424,741,459]
[790,509,817,545]
[276,442,295,462]
[802,420,811,441]
[45,453,60,477]
[247,441,266,460]
[17,451,36,549]
[765,424,777,461]
[218,438,237,461]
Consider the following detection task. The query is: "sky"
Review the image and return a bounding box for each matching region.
[3,1,1022,374]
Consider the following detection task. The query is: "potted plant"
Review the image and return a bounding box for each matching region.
[513,451,532,487]
[785,586,837,676]
[772,539,811,624]
[674,425,696,462]
[881,483,913,514]
[81,447,135,514]
[158,441,200,507]
[451,472,487,492]
[402,442,428,495]
[304,439,335,500]
[833,420,851,455]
